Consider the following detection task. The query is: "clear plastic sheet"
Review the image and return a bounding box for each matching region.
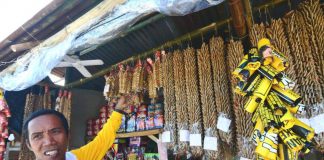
[0,0,224,91]
[190,122,204,157]
[237,135,255,159]
[72,0,225,51]
[177,123,190,155]
[155,0,224,16]
[0,35,74,91]
[203,127,221,159]
[309,101,324,150]
[163,122,176,148]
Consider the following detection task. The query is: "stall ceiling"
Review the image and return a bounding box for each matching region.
[0,0,316,91]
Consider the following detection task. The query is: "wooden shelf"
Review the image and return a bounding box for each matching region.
[86,129,163,141]
[116,129,163,138]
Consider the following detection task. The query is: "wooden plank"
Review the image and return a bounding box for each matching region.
[10,41,41,52]
[116,129,163,138]
[147,135,158,143]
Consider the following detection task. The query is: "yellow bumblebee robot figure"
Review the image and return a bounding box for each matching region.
[232,38,315,160]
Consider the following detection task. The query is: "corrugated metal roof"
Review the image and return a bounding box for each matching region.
[66,2,231,90]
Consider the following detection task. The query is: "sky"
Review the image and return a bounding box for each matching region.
[0,0,52,41]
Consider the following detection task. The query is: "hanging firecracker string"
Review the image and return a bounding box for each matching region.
[19,92,37,160]
[227,40,255,159]
[285,11,322,111]
[172,50,190,156]
[249,23,266,47]
[118,64,126,94]
[286,0,324,151]
[153,51,162,89]
[162,52,178,151]
[125,66,133,94]
[43,85,51,109]
[266,18,299,92]
[146,58,157,99]
[197,43,221,159]
[183,47,204,158]
[209,36,235,152]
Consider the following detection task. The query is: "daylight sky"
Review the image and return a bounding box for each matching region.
[0,0,52,41]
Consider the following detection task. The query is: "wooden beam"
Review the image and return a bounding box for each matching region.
[116,129,163,138]
[148,135,159,143]
[10,41,41,52]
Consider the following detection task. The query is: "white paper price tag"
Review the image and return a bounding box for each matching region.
[162,131,171,143]
[189,134,202,146]
[217,116,231,132]
[310,114,324,134]
[180,130,190,142]
[103,84,110,93]
[203,136,218,151]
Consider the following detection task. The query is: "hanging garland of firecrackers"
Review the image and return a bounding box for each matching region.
[0,90,10,160]
[227,40,255,159]
[232,38,315,160]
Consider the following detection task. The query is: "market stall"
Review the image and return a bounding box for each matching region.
[0,0,323,160]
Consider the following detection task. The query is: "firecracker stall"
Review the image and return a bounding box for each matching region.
[0,0,323,160]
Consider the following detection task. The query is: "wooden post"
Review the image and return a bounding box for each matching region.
[228,0,246,37]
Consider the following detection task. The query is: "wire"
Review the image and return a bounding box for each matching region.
[0,55,25,67]
[20,26,40,42]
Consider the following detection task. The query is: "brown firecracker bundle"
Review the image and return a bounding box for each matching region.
[35,93,43,111]
[287,0,324,151]
[209,37,235,151]
[125,66,133,94]
[19,93,36,160]
[162,52,178,151]
[118,65,133,94]
[146,58,157,99]
[249,23,266,47]
[43,85,52,109]
[183,47,204,158]
[104,70,119,98]
[197,43,221,159]
[285,11,322,112]
[153,51,162,89]
[147,70,155,98]
[132,60,146,92]
[62,91,72,127]
[266,18,299,92]
[226,40,254,159]
[58,90,65,113]
[172,50,190,156]
[300,0,324,97]
[118,64,127,94]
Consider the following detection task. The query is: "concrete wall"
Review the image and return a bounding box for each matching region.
[69,89,105,149]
